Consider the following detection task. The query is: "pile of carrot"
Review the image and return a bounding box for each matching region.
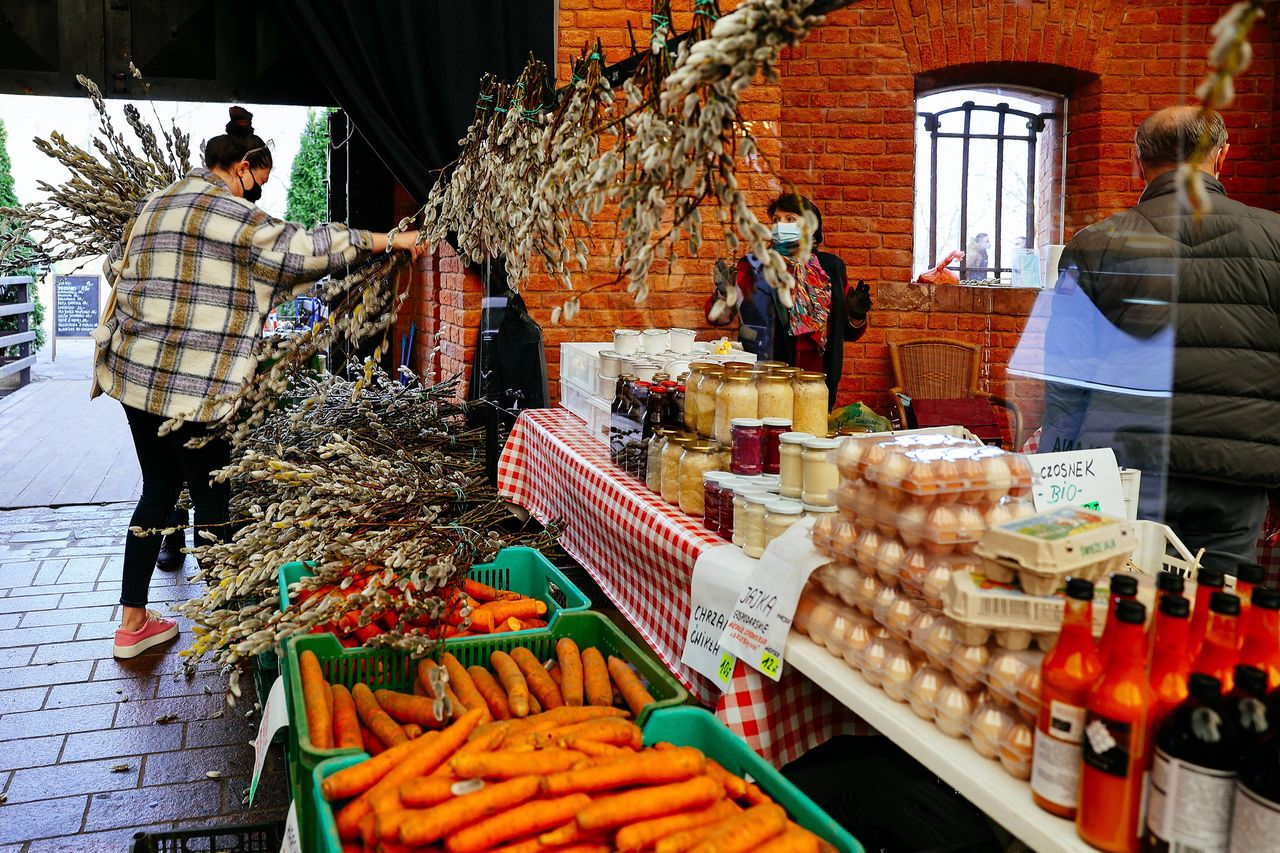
[317,703,833,852]
[299,639,659,759]
[293,576,550,647]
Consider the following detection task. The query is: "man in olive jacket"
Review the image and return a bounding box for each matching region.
[1039,106,1280,571]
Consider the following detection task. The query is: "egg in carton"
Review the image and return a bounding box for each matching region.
[834,431,980,481]
[974,506,1138,596]
[906,666,953,722]
[865,445,1035,507]
[811,513,839,557]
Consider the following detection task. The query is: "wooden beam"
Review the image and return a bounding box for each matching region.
[0,356,36,379]
[0,302,34,319]
[0,331,36,349]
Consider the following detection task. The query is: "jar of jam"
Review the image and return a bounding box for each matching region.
[730,417,764,476]
[660,434,695,504]
[764,500,805,549]
[792,371,830,437]
[801,437,841,507]
[679,440,722,516]
[757,372,794,422]
[761,417,792,475]
[694,367,723,437]
[778,431,813,499]
[702,471,735,536]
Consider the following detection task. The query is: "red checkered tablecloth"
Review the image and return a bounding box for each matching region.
[498,407,869,767]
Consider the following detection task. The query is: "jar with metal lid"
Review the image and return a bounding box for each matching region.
[757,372,794,422]
[660,435,696,504]
[742,491,774,558]
[755,360,789,372]
[764,500,805,549]
[683,363,712,432]
[801,437,841,507]
[792,371,830,436]
[714,374,758,445]
[761,417,792,475]
[646,428,674,493]
[804,502,839,521]
[693,367,723,437]
[778,431,813,499]
[679,440,723,516]
[730,417,764,476]
[702,471,736,536]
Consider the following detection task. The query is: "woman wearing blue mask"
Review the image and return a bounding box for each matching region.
[707,192,872,406]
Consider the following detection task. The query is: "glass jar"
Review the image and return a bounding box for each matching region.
[679,440,722,516]
[761,417,792,475]
[779,431,813,499]
[731,482,766,549]
[703,471,735,536]
[759,473,782,493]
[792,371,830,437]
[756,360,789,372]
[743,491,774,558]
[694,367,723,437]
[646,428,673,493]
[660,435,695,504]
[683,363,711,432]
[804,502,839,522]
[764,500,805,549]
[757,372,795,422]
[802,437,841,507]
[730,417,764,476]
[714,374,758,445]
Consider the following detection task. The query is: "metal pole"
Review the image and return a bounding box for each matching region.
[994,105,1006,280]
[959,104,973,279]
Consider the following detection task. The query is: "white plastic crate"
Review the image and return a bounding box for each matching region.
[559,376,594,422]
[1129,520,1203,579]
[585,395,610,446]
[560,342,612,391]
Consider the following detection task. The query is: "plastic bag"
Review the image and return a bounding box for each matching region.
[916,251,964,286]
[830,402,893,434]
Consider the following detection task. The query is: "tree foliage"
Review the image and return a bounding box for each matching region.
[0,118,44,354]
[285,109,330,228]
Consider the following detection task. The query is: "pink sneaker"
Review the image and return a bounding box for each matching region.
[113,609,179,659]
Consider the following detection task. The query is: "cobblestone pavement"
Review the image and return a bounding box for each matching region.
[0,503,287,852]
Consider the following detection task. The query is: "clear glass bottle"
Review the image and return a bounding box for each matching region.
[757,372,795,422]
[714,374,758,445]
[764,500,805,549]
[660,435,695,505]
[679,440,722,516]
[792,371,830,437]
[778,431,813,499]
[801,437,841,506]
[694,367,724,438]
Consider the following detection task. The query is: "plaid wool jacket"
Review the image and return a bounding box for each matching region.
[95,168,373,423]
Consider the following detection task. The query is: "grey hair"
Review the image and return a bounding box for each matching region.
[1135,106,1228,166]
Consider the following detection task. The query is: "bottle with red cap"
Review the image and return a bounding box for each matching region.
[1148,593,1192,730]
[1078,599,1157,853]
[1191,591,1242,692]
[1188,567,1225,661]
[1239,586,1280,691]
[1097,574,1140,668]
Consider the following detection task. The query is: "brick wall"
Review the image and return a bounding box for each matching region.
[394,0,1277,433]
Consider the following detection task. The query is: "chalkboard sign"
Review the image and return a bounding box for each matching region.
[55,275,100,337]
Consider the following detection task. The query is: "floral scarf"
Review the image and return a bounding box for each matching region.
[780,254,832,350]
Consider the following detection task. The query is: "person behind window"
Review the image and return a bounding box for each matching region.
[965,232,990,278]
[1039,105,1280,572]
[97,107,422,658]
[706,192,871,407]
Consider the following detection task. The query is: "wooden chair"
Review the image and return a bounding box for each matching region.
[889,337,1024,449]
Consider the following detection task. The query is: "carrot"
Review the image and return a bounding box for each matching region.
[451,748,588,779]
[412,675,430,697]
[742,780,771,806]
[445,793,591,853]
[375,689,448,729]
[615,800,742,851]
[496,616,528,634]
[538,821,584,846]
[567,739,632,760]
[469,665,512,720]
[491,651,531,718]
[580,648,612,706]
[556,638,585,707]
[399,776,541,846]
[751,826,820,853]
[576,775,724,832]
[399,776,463,808]
[511,647,564,710]
[353,683,409,747]
[655,822,725,853]
[331,684,363,751]
[473,599,547,630]
[687,802,787,853]
[300,650,334,750]
[548,717,644,750]
[335,707,485,839]
[323,736,422,801]
[464,577,500,602]
[359,723,387,756]
[401,723,424,739]
[608,656,656,717]
[703,759,748,800]
[522,619,548,629]
[441,654,488,719]
[542,746,704,795]
[430,725,508,777]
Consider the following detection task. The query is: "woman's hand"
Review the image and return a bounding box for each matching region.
[847,280,872,317]
[370,229,425,260]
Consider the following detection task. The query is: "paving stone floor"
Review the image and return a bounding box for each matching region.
[0,502,287,852]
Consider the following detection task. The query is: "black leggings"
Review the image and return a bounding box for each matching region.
[121,405,232,607]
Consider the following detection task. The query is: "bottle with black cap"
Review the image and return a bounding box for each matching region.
[1097,573,1141,669]
[1226,664,1271,747]
[1143,673,1240,853]
[1148,593,1193,729]
[1239,585,1280,691]
[1229,705,1280,853]
[1188,566,1225,661]
[1192,591,1243,692]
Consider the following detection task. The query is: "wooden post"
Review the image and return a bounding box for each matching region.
[15,277,29,387]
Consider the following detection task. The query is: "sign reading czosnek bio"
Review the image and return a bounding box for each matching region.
[1030,448,1126,518]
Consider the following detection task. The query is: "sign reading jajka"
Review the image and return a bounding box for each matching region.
[54,275,100,337]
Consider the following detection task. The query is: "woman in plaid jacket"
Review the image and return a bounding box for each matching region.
[99,107,421,658]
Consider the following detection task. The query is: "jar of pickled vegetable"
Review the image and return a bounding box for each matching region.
[683,363,712,432]
[757,372,794,422]
[792,371,829,437]
[660,435,696,504]
[730,417,764,476]
[743,491,774,558]
[801,437,841,507]
[679,440,723,516]
[646,428,674,493]
[694,367,723,437]
[764,500,805,549]
[755,360,789,372]
[779,431,813,499]
[714,374,758,445]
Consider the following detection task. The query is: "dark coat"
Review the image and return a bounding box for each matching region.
[1040,170,1280,489]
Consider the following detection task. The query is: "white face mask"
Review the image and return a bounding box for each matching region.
[771,221,802,248]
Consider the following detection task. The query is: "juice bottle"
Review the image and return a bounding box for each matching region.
[1032,577,1102,818]
[1148,573,1185,660]
[1097,574,1139,668]
[1147,593,1192,730]
[1078,600,1158,853]
[1188,567,1224,661]
[1191,591,1242,692]
[1239,586,1280,690]
[1233,564,1263,645]
[1225,664,1271,747]
[1143,673,1239,853]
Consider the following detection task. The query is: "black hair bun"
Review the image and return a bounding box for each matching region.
[226,106,255,136]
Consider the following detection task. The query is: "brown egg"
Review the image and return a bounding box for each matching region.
[812,514,839,556]
[832,519,859,560]
[881,646,919,702]
[835,438,866,479]
[954,505,986,539]
[970,700,1016,760]
[883,595,919,638]
[984,500,1014,529]
[875,538,907,587]
[931,459,963,505]
[860,443,889,479]
[835,480,860,519]
[831,563,862,607]
[923,563,955,609]
[812,563,838,598]
[824,606,862,660]
[855,529,883,574]
[840,616,878,667]
[897,503,928,547]
[908,609,940,649]
[793,589,822,635]
[907,667,952,721]
[898,547,931,595]
[1016,662,1043,714]
[858,637,893,687]
[981,453,1015,503]
[934,683,978,737]
[852,486,879,530]
[948,642,992,691]
[998,721,1035,780]
[806,599,841,650]
[1007,455,1034,496]
[958,455,989,504]
[871,583,900,623]
[919,616,958,664]
[850,572,883,615]
[987,650,1031,706]
[923,506,959,555]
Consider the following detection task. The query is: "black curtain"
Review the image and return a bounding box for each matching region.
[282,0,555,204]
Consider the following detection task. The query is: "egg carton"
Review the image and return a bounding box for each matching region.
[833,431,982,481]
[974,506,1138,595]
[941,569,1112,651]
[863,445,1035,506]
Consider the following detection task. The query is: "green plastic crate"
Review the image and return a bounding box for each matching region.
[277,546,591,640]
[309,706,861,853]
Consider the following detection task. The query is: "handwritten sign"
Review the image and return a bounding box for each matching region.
[54,275,100,337]
[1030,448,1126,517]
[279,801,302,853]
[719,519,828,681]
[250,674,289,805]
[682,544,754,691]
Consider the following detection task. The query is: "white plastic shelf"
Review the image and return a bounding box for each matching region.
[787,632,1097,853]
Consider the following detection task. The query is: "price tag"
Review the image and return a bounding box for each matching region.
[719,519,828,682]
[681,544,753,691]
[249,672,289,805]
[279,801,302,853]
[1030,448,1127,517]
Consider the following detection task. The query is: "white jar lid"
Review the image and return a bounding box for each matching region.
[803,503,838,513]
[745,491,775,505]
[643,328,668,335]
[703,471,736,485]
[803,437,840,450]
[762,418,793,427]
[730,417,764,428]
[767,499,805,514]
[779,431,815,445]
[614,328,639,336]
[759,474,781,484]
